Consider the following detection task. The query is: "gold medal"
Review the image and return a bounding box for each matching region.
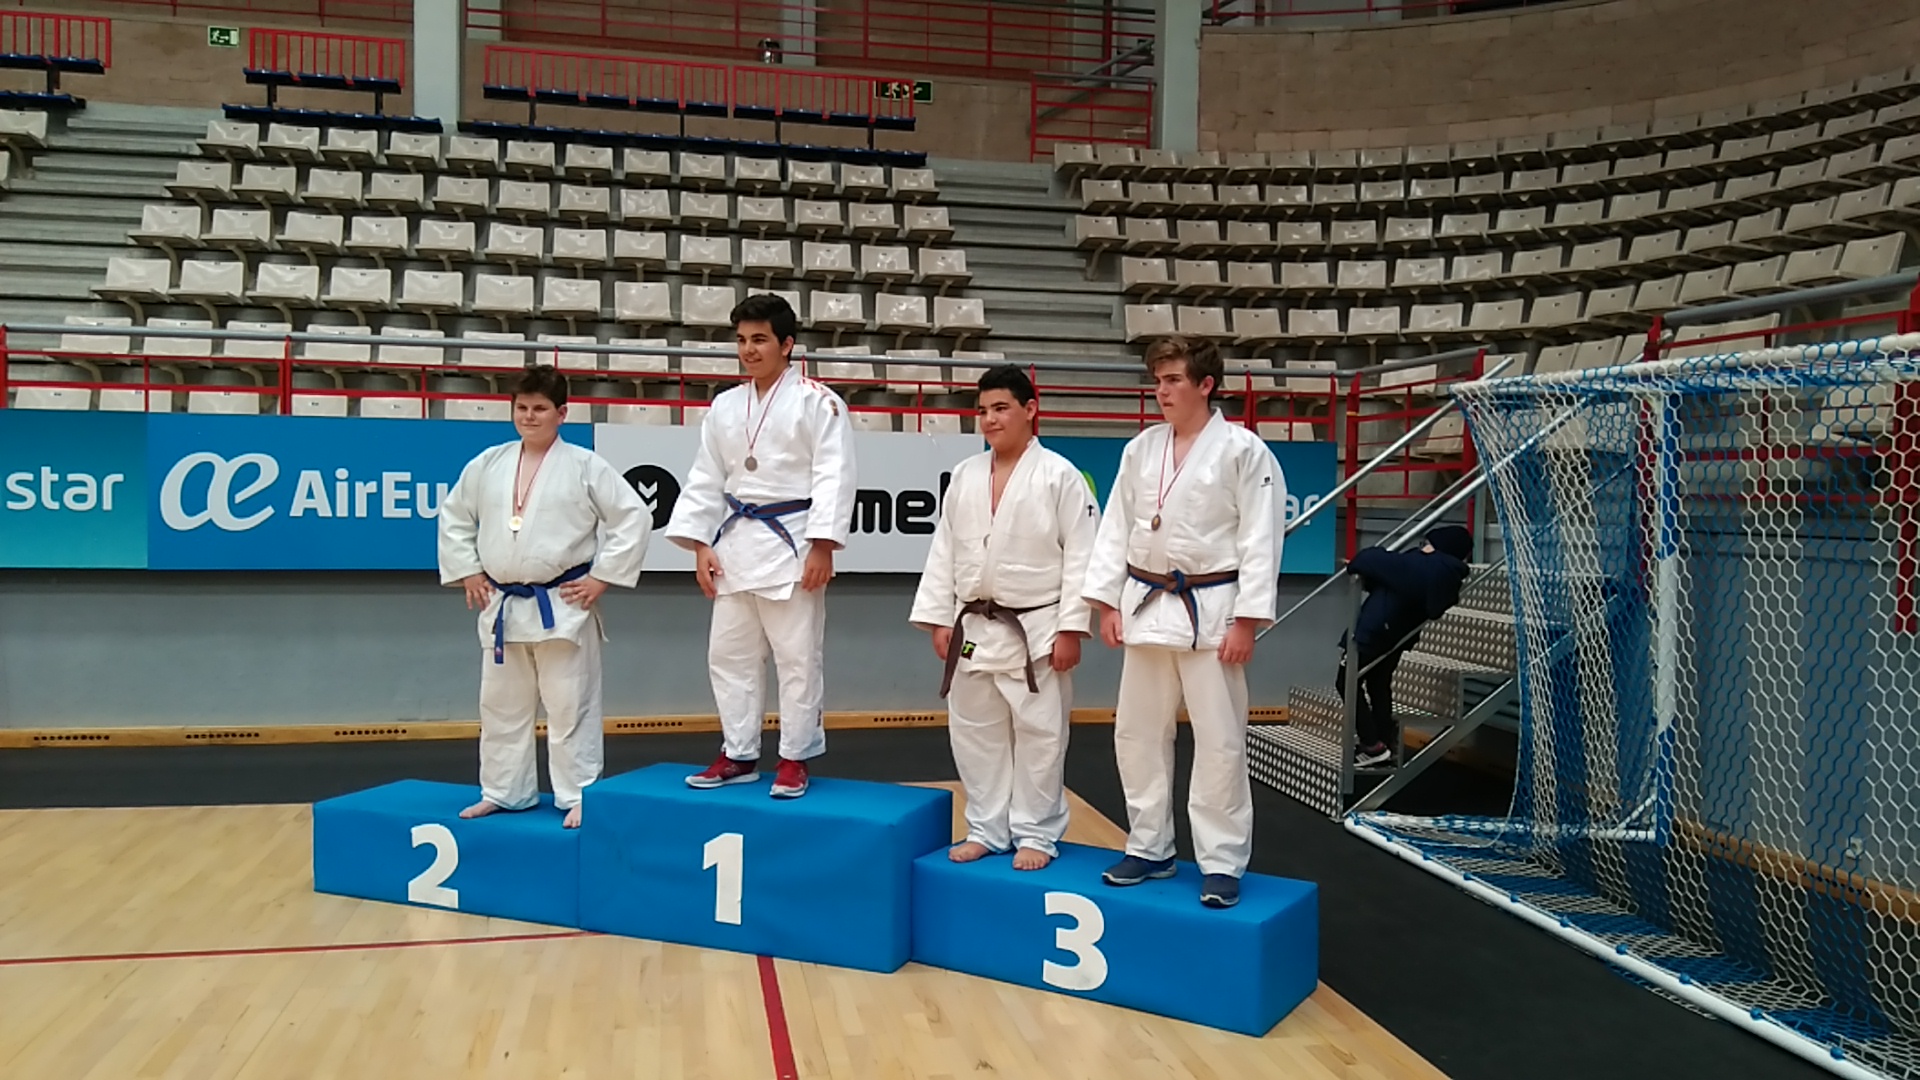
[509,515,523,532]
[745,455,759,471]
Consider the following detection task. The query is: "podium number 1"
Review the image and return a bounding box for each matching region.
[408,823,460,910]
[1042,892,1108,991]
[703,832,744,925]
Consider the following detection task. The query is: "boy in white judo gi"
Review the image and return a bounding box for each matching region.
[438,365,652,829]
[1084,336,1283,908]
[665,294,857,798]
[910,365,1100,870]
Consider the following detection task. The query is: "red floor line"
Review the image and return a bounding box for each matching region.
[757,954,800,1080]
[0,929,591,967]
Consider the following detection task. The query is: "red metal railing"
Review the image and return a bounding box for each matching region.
[0,10,111,66]
[1341,353,1484,559]
[486,0,1156,80]
[483,45,730,111]
[0,0,409,28]
[1029,72,1152,161]
[731,63,914,125]
[246,27,404,85]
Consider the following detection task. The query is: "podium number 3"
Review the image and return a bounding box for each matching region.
[408,823,460,910]
[704,832,744,925]
[1042,891,1108,991]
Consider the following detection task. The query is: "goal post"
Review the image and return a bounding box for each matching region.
[1352,333,1920,1080]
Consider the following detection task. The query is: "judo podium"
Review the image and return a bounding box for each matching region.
[312,766,1319,1037]
[317,313,1324,1035]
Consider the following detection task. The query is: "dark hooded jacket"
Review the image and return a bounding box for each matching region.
[1344,527,1472,654]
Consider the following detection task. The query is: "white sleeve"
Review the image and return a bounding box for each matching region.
[1231,438,1281,625]
[907,482,959,632]
[804,390,856,547]
[437,456,485,585]
[1055,464,1101,634]
[585,453,651,588]
[1082,439,1138,609]
[663,408,727,551]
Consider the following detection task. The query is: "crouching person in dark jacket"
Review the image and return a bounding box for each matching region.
[1338,525,1472,767]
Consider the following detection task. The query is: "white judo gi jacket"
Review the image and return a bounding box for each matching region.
[437,439,651,648]
[908,440,1100,677]
[663,364,856,597]
[1083,411,1284,647]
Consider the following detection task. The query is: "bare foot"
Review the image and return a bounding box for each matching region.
[1012,848,1053,871]
[459,799,502,820]
[948,840,993,863]
[562,805,582,829]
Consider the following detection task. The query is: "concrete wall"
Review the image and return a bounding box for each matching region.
[5,12,1030,162]
[1200,0,1920,152]
[0,572,1348,728]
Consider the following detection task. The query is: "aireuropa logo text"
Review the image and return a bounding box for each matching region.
[158,451,453,533]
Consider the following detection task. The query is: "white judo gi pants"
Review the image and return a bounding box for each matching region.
[710,587,828,762]
[948,666,1072,856]
[1113,645,1253,877]
[478,631,604,812]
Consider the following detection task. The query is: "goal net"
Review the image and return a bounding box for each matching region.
[1350,334,1920,1080]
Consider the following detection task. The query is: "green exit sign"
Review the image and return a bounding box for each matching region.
[874,80,932,104]
[208,26,241,48]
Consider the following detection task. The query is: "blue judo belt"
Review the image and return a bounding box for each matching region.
[714,494,813,556]
[487,562,592,664]
[1126,563,1241,649]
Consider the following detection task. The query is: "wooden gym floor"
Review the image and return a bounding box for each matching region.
[0,785,1447,1080]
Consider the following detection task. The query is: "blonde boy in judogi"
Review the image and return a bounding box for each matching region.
[665,294,856,798]
[1084,336,1282,908]
[910,365,1100,870]
[438,365,652,829]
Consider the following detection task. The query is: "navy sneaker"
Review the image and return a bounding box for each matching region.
[1101,855,1177,886]
[1200,874,1241,909]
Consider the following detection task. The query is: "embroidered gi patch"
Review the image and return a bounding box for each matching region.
[960,641,977,658]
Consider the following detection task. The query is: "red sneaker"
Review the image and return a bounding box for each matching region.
[769,758,809,799]
[685,754,760,789]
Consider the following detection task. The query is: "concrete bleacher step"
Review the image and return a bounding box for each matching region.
[0,195,144,227]
[34,154,180,181]
[0,240,123,272]
[6,174,168,200]
[0,217,141,245]
[0,267,103,301]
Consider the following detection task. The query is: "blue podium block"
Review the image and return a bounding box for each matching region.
[312,779,580,928]
[910,842,1318,1035]
[579,763,951,972]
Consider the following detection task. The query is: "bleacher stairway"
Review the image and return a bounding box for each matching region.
[1250,566,1521,817]
[0,104,202,328]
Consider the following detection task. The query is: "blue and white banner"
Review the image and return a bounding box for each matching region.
[144,415,574,571]
[0,413,1340,574]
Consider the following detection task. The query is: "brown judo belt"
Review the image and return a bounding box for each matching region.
[938,599,1054,698]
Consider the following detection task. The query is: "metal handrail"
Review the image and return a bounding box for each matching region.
[1262,398,1572,638]
[1659,271,1920,329]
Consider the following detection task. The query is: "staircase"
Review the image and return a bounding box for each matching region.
[1250,565,1521,817]
[0,103,206,330]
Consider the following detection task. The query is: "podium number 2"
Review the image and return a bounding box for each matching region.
[408,823,460,909]
[703,832,744,925]
[1042,891,1108,991]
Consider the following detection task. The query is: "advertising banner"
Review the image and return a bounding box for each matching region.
[0,413,1341,575]
[0,411,147,569]
[144,415,589,571]
[591,425,981,573]
[1049,435,1338,576]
